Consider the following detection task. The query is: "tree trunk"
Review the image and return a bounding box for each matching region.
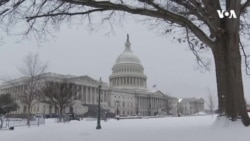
[212,34,250,126]
[59,106,63,122]
[27,104,31,127]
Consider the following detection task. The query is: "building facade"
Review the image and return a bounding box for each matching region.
[0,36,204,117]
[178,98,205,115]
[0,73,110,116]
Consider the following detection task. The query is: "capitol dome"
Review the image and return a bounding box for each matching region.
[115,42,141,64]
[109,35,147,89]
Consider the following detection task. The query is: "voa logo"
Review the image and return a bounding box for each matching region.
[217,10,237,19]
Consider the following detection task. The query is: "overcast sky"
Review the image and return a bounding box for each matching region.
[1,18,250,103]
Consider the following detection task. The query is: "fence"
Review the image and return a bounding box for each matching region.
[0,116,45,129]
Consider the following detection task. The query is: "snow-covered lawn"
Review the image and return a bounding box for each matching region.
[1,115,250,141]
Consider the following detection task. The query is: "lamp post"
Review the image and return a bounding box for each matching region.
[177,98,182,117]
[96,78,102,130]
[115,101,120,120]
[116,101,120,116]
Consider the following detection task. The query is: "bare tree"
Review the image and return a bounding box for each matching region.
[37,80,77,122]
[3,0,250,125]
[18,53,47,127]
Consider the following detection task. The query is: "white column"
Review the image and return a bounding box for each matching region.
[77,85,80,99]
[91,87,94,104]
[86,87,89,104]
[81,86,83,100]
[157,98,159,108]
[83,86,86,103]
[134,77,136,86]
[150,97,152,109]
[92,87,95,104]
[127,77,129,85]
[130,77,132,85]
[93,87,96,104]
[95,88,98,104]
[154,98,156,108]
[128,77,130,86]
[143,97,144,110]
[126,77,128,86]
[135,78,136,86]
[84,86,86,103]
[136,78,138,86]
[89,87,91,104]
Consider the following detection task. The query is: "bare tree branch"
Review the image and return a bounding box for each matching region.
[22,0,214,48]
[26,8,107,22]
[239,39,250,75]
[185,27,210,71]
[37,80,77,122]
[241,0,250,13]
[16,53,47,126]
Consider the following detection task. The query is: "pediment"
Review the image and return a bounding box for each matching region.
[71,75,99,85]
[152,90,166,97]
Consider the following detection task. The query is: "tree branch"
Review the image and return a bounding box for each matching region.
[239,40,250,75]
[26,8,108,22]
[185,27,210,71]
[241,0,250,13]
[57,0,214,47]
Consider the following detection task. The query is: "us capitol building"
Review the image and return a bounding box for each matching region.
[0,36,204,117]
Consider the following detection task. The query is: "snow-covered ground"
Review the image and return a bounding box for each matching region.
[0,115,250,141]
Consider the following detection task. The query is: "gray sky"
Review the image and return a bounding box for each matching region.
[1,19,250,104]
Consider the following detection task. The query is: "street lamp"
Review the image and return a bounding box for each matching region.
[96,77,102,130]
[177,98,182,117]
[115,101,120,120]
[116,101,120,116]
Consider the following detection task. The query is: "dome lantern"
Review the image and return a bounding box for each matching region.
[125,34,131,51]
